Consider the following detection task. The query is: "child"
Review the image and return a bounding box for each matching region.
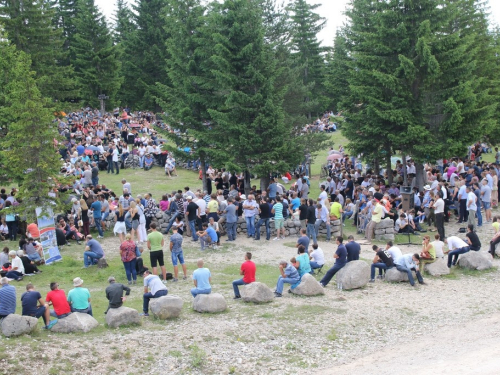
[172,216,184,236]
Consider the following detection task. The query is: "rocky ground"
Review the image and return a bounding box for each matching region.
[1,216,499,375]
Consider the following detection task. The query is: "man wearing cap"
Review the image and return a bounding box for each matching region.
[141,268,168,316]
[0,277,16,319]
[105,276,131,313]
[46,282,72,319]
[365,193,384,242]
[83,235,104,268]
[21,283,56,329]
[67,277,93,316]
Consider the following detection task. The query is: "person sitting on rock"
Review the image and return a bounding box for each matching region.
[465,224,481,251]
[386,241,402,263]
[445,236,470,268]
[309,244,325,273]
[46,282,72,319]
[369,245,394,282]
[274,259,300,297]
[232,252,256,300]
[67,277,93,316]
[295,245,311,277]
[319,236,348,288]
[431,234,445,259]
[345,235,361,262]
[419,236,436,273]
[21,283,56,329]
[191,259,212,298]
[105,276,131,314]
[0,277,16,319]
[394,253,425,287]
[141,268,168,317]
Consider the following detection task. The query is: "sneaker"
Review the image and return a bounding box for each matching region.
[132,280,137,285]
[274,292,282,297]
[182,276,187,280]
[140,313,149,317]
[172,278,178,282]
[162,280,168,284]
[233,296,241,300]
[46,319,58,329]
[287,289,292,294]
[280,236,285,240]
[319,283,325,288]
[97,236,104,239]
[369,279,375,283]
[128,281,132,285]
[273,237,280,241]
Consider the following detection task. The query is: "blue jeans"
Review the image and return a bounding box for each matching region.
[189,220,199,241]
[94,218,103,237]
[71,303,93,316]
[125,212,132,231]
[342,211,353,222]
[92,177,99,187]
[27,253,42,262]
[310,261,323,270]
[447,246,470,267]
[275,276,300,294]
[107,160,114,173]
[476,204,483,226]
[232,278,248,298]
[395,264,423,286]
[163,212,179,234]
[255,218,270,240]
[371,263,392,279]
[191,288,211,298]
[143,289,168,313]
[139,156,145,168]
[245,216,256,237]
[307,223,317,244]
[83,251,102,267]
[226,222,237,240]
[200,235,213,250]
[320,263,345,286]
[315,219,331,241]
[123,258,137,282]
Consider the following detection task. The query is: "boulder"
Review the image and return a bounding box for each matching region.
[193,293,227,313]
[1,314,38,337]
[374,229,386,235]
[155,212,164,219]
[291,274,325,296]
[375,233,395,241]
[97,258,108,269]
[241,282,274,303]
[105,306,141,328]
[458,251,493,271]
[50,312,99,333]
[289,228,297,235]
[376,218,394,229]
[385,268,409,282]
[331,220,341,227]
[424,258,450,276]
[149,295,183,319]
[287,221,295,228]
[336,260,370,290]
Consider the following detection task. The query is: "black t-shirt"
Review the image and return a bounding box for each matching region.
[376,250,394,267]
[306,206,316,224]
[259,203,270,219]
[21,290,42,316]
[215,178,223,190]
[298,204,308,220]
[466,232,481,250]
[187,202,199,221]
[229,175,237,187]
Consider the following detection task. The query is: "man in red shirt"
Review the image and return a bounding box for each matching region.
[46,282,72,319]
[26,223,40,240]
[232,252,256,299]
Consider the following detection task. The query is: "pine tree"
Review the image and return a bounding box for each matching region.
[71,0,122,107]
[0,0,77,101]
[54,0,79,66]
[113,0,134,45]
[324,28,351,113]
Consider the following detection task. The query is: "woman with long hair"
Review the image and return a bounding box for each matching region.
[80,199,90,236]
[120,233,137,285]
[129,201,139,242]
[113,203,127,243]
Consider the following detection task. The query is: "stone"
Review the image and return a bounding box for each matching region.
[97,258,108,268]
[241,282,274,303]
[458,251,493,271]
[105,306,141,328]
[332,231,341,238]
[424,258,450,276]
[50,312,99,333]
[193,293,227,313]
[286,221,295,228]
[385,268,409,282]
[1,314,38,337]
[331,220,341,227]
[291,274,325,296]
[293,220,301,227]
[376,218,394,229]
[149,295,183,319]
[374,229,386,235]
[289,228,297,235]
[237,217,245,224]
[375,234,395,241]
[240,223,247,229]
[155,212,164,219]
[496,243,500,257]
[336,260,370,290]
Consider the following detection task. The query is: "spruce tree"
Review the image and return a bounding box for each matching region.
[54,0,79,66]
[113,0,135,45]
[324,28,351,113]
[71,0,122,107]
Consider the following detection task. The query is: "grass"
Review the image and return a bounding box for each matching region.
[188,343,206,368]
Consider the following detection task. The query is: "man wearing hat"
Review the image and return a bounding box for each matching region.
[105,276,131,313]
[365,192,385,242]
[67,277,93,316]
[0,277,16,319]
[141,268,168,317]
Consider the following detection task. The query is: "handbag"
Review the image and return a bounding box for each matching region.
[78,220,83,227]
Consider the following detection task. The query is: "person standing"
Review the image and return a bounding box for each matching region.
[224,197,238,241]
[434,191,445,241]
[320,236,348,287]
[186,196,199,242]
[457,180,468,223]
[112,145,120,174]
[255,197,271,241]
[365,193,384,242]
[191,259,212,298]
[67,277,93,316]
[315,203,331,242]
[0,277,16,319]
[90,196,104,238]
[141,269,168,317]
[91,162,99,187]
[481,178,492,223]
[232,252,256,299]
[120,234,137,285]
[272,196,285,240]
[147,223,167,283]
[305,199,317,244]
[105,276,131,313]
[242,195,259,239]
[466,185,477,231]
[170,227,187,282]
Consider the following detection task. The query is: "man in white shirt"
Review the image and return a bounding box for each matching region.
[315,203,331,242]
[445,236,470,268]
[386,241,402,263]
[466,185,477,231]
[318,185,328,207]
[434,191,445,240]
[195,193,207,231]
[309,244,325,272]
[112,147,119,175]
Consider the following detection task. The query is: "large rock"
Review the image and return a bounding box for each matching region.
[105,306,141,328]
[376,218,394,229]
[149,295,183,319]
[1,314,38,337]
[50,312,99,333]
[458,251,493,271]
[385,267,409,282]
[291,274,325,296]
[241,282,274,303]
[193,293,227,313]
[336,260,370,290]
[424,258,450,276]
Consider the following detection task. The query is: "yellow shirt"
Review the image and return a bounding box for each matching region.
[207,200,219,214]
[372,203,384,223]
[330,202,342,219]
[492,222,500,233]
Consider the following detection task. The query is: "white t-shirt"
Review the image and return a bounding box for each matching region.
[388,246,402,262]
[310,248,325,266]
[12,256,25,274]
[434,198,445,214]
[319,191,328,206]
[432,240,445,258]
[196,199,207,216]
[447,236,468,250]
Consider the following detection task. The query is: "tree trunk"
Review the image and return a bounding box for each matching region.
[386,151,393,185]
[374,158,380,176]
[402,152,408,186]
[201,158,207,192]
[415,163,426,191]
[244,170,252,196]
[260,176,270,193]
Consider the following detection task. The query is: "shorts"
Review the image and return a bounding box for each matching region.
[150,250,164,267]
[483,201,491,209]
[114,221,126,234]
[274,218,284,229]
[171,251,184,266]
[29,306,46,319]
[132,220,139,230]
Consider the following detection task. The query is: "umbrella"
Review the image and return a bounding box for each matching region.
[86,146,100,152]
[129,123,141,128]
[327,153,343,161]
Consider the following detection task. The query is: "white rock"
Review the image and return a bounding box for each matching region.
[105,306,141,328]
[150,295,183,319]
[291,274,325,296]
[50,312,99,333]
[193,293,227,313]
[241,282,274,303]
[336,260,370,290]
[458,251,492,271]
[385,267,409,282]
[1,314,38,337]
[424,258,450,276]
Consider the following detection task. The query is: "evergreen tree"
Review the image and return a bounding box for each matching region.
[0,0,77,101]
[324,28,351,113]
[71,0,122,107]
[113,0,135,45]
[54,0,79,66]
[121,0,170,110]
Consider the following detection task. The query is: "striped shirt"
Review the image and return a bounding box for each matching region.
[0,285,16,316]
[273,203,284,219]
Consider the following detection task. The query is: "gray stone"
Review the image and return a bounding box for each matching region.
[237,217,245,224]
[240,223,247,229]
[1,314,38,337]
[375,234,395,241]
[155,212,164,219]
[424,258,450,276]
[289,228,297,235]
[376,218,394,230]
[50,312,99,333]
[291,274,325,296]
[336,260,370,290]
[97,258,108,268]
[374,229,386,235]
[241,282,274,303]
[105,306,141,328]
[384,228,395,234]
[331,220,341,227]
[458,251,493,271]
[287,220,295,228]
[385,268,409,282]
[193,293,227,313]
[293,220,301,227]
[149,295,183,319]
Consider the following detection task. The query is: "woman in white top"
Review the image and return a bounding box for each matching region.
[136,199,147,243]
[138,145,146,168]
